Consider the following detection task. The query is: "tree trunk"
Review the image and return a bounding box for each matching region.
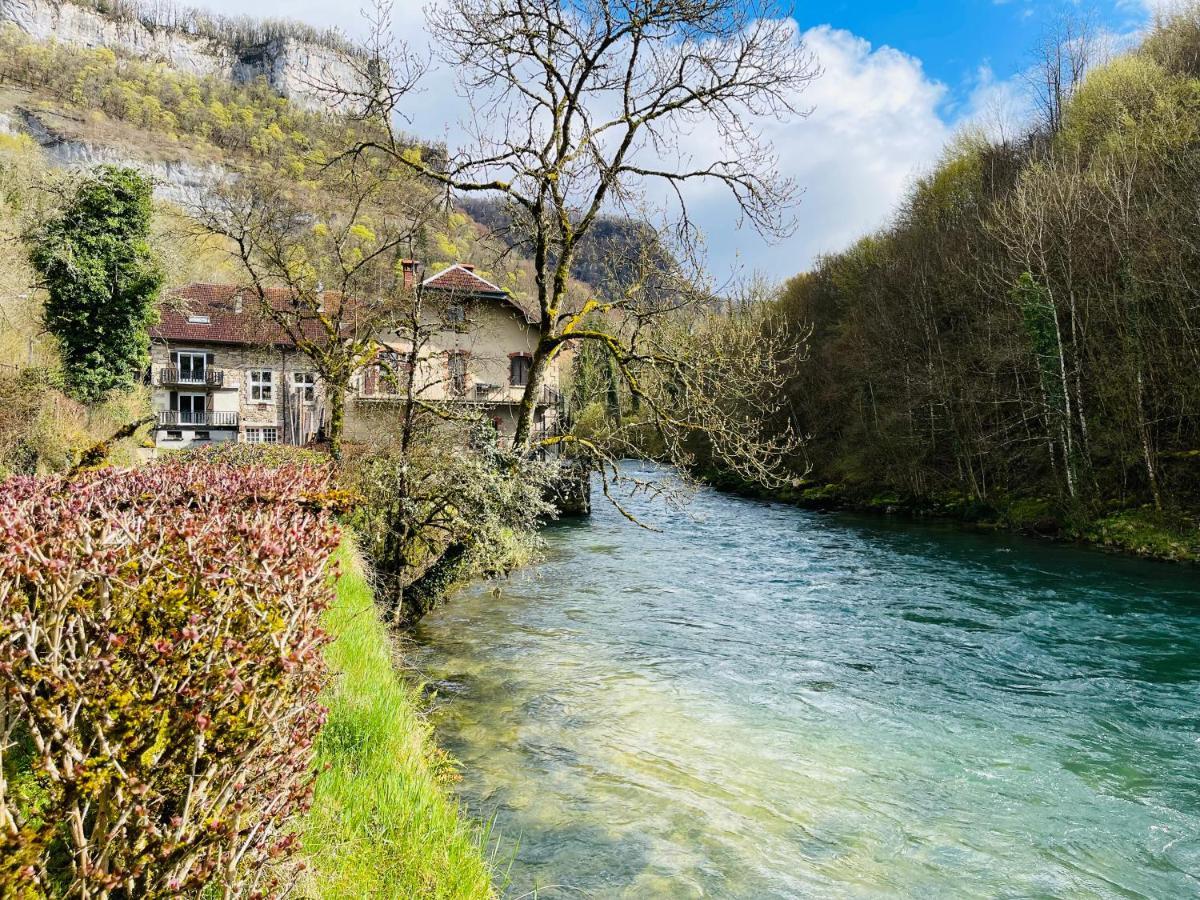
[1135,367,1163,511]
[327,382,346,460]
[513,340,552,450]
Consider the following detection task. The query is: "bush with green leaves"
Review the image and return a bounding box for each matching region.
[0,455,341,896]
[26,165,164,403]
[346,431,557,624]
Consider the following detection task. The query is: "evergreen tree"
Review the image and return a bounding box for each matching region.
[28,166,163,403]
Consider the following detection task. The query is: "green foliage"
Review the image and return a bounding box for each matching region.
[1013,272,1067,416]
[303,543,495,898]
[26,165,163,403]
[169,439,330,469]
[1059,55,1176,153]
[766,8,1200,542]
[1082,508,1200,562]
[346,435,556,624]
[1143,6,1200,77]
[0,368,151,476]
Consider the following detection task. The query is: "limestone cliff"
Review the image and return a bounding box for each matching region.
[0,0,367,111]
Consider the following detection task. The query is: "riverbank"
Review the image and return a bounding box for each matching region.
[301,542,494,899]
[705,474,1200,564]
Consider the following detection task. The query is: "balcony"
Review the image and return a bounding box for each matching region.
[158,366,224,388]
[157,411,239,428]
[468,383,564,406]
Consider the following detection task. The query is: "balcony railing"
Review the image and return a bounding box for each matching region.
[157,411,239,428]
[158,367,224,388]
[468,383,564,405]
[359,381,565,406]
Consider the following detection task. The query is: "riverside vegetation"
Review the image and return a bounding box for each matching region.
[0,445,504,897]
[719,9,1200,563]
[5,1,1199,897]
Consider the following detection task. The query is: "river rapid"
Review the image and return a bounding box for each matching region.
[413,470,1200,898]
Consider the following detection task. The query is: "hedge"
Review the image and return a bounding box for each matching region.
[0,454,342,897]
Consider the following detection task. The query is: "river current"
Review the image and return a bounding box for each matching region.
[413,472,1200,898]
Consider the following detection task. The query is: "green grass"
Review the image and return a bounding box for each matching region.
[301,542,496,899]
[1081,508,1200,563]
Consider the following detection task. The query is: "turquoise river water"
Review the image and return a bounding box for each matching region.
[412,473,1200,898]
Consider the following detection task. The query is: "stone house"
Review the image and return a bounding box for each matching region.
[345,262,562,443]
[148,265,562,450]
[148,283,326,449]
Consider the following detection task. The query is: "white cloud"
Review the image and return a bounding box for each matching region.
[693,25,953,279]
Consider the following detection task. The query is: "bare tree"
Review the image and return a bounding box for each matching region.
[330,0,818,485]
[193,161,435,457]
[1026,10,1100,135]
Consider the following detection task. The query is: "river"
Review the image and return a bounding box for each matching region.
[412,471,1200,898]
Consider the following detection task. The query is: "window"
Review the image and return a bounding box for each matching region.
[186,314,211,324]
[250,370,274,402]
[376,351,412,395]
[176,351,207,383]
[195,430,211,441]
[448,351,469,396]
[177,393,206,425]
[244,427,279,444]
[510,354,532,387]
[165,430,183,441]
[445,304,466,325]
[293,372,316,403]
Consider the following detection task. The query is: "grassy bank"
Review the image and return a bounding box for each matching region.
[302,542,495,899]
[709,474,1200,564]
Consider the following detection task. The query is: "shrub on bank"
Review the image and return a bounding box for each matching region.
[346,440,556,625]
[0,457,342,896]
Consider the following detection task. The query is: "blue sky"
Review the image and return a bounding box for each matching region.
[813,1,1147,103]
[198,0,1162,278]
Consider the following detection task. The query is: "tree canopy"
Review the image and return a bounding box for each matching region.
[28,165,164,403]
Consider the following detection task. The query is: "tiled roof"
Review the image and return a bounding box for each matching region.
[422,265,537,323]
[151,284,344,347]
[153,267,540,348]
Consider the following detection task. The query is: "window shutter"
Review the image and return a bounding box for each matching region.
[170,351,178,366]
[206,353,215,366]
[169,391,178,411]
[364,366,378,396]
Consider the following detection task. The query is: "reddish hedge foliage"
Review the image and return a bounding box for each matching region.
[0,455,342,897]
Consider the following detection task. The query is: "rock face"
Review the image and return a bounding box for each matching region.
[0,0,366,110]
[11,107,232,209]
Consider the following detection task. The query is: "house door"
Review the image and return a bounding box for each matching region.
[178,393,206,425]
[178,351,206,384]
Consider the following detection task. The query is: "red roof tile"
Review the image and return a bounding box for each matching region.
[151,284,346,347]
[422,265,537,322]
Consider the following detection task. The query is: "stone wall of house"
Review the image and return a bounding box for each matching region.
[347,300,563,444]
[149,341,324,447]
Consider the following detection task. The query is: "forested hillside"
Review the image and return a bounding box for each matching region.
[767,11,1200,558]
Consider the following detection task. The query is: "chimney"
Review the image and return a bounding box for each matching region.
[401,259,418,291]
[460,263,476,272]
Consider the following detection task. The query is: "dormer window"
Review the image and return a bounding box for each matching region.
[187,314,211,324]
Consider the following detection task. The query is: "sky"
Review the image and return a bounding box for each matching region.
[196,0,1164,279]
